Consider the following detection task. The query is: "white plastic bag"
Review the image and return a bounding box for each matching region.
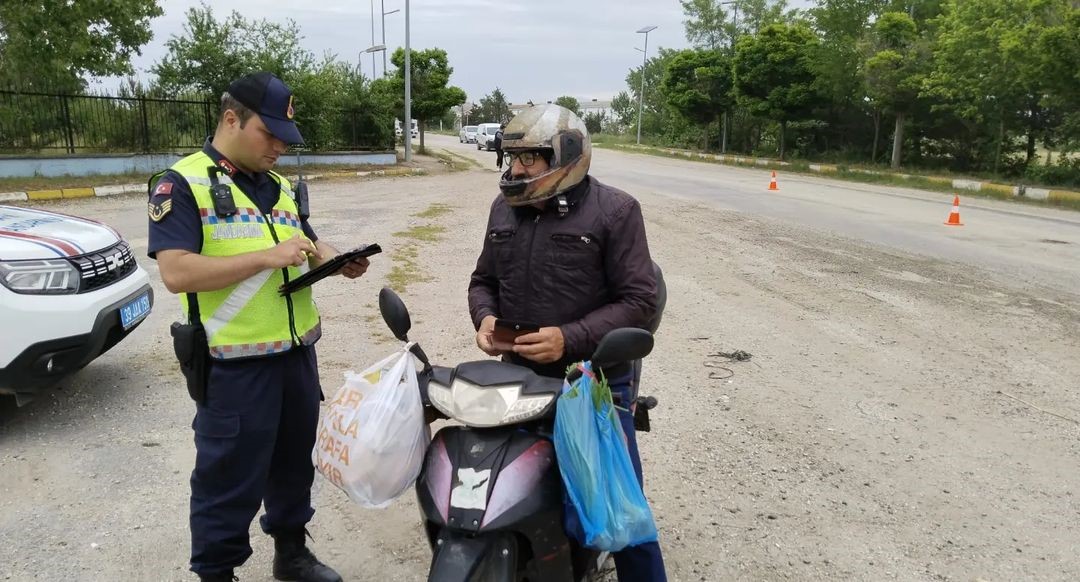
[313,344,429,508]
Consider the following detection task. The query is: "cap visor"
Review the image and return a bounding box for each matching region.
[261,115,305,145]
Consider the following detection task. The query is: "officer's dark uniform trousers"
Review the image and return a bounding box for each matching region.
[190,345,321,575]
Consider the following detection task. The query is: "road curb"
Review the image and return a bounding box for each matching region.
[94,184,143,197]
[0,167,426,205]
[611,143,1080,204]
[0,191,28,202]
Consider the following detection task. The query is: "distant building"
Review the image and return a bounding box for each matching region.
[508,98,613,118]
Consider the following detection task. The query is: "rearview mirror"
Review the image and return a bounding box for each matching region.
[378,287,411,342]
[590,328,654,369]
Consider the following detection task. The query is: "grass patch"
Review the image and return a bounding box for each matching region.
[432,148,483,172]
[384,201,454,292]
[0,171,150,192]
[591,133,649,147]
[431,150,469,172]
[441,148,485,170]
[414,203,454,219]
[393,224,446,242]
[386,243,430,293]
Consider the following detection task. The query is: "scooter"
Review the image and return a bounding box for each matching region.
[376,266,665,582]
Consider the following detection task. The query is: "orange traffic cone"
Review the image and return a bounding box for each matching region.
[768,171,779,191]
[944,195,963,226]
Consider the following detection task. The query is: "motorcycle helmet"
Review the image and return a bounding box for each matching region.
[498,104,591,206]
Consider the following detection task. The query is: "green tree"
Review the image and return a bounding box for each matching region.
[383,47,466,152]
[681,0,733,50]
[737,0,793,35]
[610,91,636,130]
[663,49,734,151]
[473,88,513,124]
[809,0,887,156]
[863,12,926,168]
[152,3,316,98]
[582,111,606,135]
[682,0,790,50]
[733,23,821,159]
[289,58,395,151]
[0,0,163,91]
[554,96,581,116]
[1036,6,1080,157]
[922,0,1061,172]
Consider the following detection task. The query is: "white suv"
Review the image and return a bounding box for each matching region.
[475,123,501,150]
[0,205,153,405]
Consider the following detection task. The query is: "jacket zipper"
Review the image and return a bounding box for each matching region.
[524,214,541,317]
[263,212,301,347]
[552,233,592,245]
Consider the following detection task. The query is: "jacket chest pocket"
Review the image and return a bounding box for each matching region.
[547,232,600,270]
[488,228,518,277]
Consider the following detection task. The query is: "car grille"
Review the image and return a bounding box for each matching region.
[70,241,138,294]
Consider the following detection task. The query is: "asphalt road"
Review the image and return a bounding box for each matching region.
[430,132,1080,294]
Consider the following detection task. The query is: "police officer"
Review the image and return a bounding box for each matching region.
[148,72,364,582]
[468,103,667,581]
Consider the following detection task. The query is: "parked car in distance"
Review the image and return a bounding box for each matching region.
[475,123,501,151]
[395,119,419,139]
[459,125,478,143]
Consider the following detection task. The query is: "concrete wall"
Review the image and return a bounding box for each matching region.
[0,151,396,178]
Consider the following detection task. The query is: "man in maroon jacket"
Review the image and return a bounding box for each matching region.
[467,103,667,582]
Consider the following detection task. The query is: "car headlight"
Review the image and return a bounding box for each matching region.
[0,259,80,294]
[428,378,555,427]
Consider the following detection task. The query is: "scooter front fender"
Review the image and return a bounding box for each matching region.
[427,530,517,582]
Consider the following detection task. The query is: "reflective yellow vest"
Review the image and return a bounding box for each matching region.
[167,151,321,359]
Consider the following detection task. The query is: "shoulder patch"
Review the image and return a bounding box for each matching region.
[148,196,173,222]
[154,182,173,196]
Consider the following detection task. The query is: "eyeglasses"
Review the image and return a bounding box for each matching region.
[503,151,548,167]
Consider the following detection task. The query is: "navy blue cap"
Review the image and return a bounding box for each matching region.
[227,72,304,145]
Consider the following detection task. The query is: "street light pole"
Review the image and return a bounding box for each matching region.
[635,25,657,145]
[386,0,390,76]
[381,4,400,77]
[370,0,378,76]
[404,0,412,162]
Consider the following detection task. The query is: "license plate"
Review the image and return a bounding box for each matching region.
[119,291,152,330]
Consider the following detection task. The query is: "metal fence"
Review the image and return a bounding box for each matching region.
[0,90,215,154]
[0,89,394,154]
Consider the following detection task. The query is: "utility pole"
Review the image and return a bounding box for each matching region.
[404,0,412,162]
[635,25,657,145]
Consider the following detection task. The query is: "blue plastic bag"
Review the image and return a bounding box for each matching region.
[554,361,659,551]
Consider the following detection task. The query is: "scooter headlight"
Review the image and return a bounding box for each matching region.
[428,378,555,427]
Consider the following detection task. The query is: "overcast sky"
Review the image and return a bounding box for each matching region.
[114,0,811,105]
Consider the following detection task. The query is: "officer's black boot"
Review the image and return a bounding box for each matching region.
[271,530,342,582]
